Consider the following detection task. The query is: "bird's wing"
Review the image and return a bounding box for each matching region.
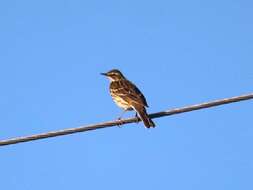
[110,80,148,107]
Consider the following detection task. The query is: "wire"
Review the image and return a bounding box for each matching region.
[0,93,252,146]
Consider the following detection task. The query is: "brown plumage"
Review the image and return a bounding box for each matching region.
[101,69,155,128]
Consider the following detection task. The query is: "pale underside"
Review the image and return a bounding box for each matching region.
[111,93,133,111]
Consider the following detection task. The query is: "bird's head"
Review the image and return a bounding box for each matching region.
[101,69,126,81]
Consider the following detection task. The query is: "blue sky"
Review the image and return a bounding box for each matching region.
[0,0,253,189]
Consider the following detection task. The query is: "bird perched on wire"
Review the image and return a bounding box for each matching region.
[101,69,155,128]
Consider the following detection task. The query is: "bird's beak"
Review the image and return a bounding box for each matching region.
[100,72,107,76]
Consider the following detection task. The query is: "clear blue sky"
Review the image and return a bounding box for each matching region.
[0,0,253,189]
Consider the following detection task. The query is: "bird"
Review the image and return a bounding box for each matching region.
[101,69,155,128]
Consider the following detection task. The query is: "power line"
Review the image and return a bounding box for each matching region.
[0,93,252,147]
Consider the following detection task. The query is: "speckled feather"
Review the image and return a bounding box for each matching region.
[110,80,148,110]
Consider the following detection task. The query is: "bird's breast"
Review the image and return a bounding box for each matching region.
[110,93,132,110]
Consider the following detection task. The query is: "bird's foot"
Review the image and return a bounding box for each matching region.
[135,113,140,124]
[116,117,124,127]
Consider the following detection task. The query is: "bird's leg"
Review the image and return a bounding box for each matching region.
[117,110,127,127]
[135,112,140,124]
[118,110,127,120]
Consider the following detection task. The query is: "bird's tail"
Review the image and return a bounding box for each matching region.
[134,106,155,128]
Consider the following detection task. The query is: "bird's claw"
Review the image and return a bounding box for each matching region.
[135,113,140,124]
[117,117,124,127]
